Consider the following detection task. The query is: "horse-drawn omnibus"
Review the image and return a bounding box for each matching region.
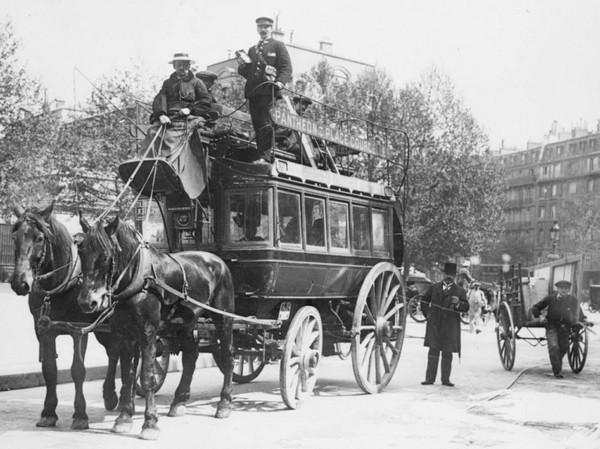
[118,92,408,409]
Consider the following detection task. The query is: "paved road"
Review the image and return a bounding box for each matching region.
[1,309,599,449]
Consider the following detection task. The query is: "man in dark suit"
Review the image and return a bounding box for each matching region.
[420,262,470,387]
[237,16,293,164]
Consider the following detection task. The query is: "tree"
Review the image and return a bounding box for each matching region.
[0,18,41,133]
[296,63,506,271]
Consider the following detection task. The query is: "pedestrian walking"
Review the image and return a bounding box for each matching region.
[531,280,586,378]
[467,282,486,334]
[420,262,470,387]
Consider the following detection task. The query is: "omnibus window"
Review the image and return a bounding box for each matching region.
[278,191,301,245]
[329,201,349,249]
[305,197,326,247]
[372,209,389,253]
[229,190,270,243]
[352,205,370,251]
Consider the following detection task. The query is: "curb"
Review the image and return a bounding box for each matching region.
[0,355,216,392]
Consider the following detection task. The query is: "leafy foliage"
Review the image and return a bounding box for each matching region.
[0,18,41,133]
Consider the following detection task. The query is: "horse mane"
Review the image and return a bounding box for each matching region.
[13,207,72,251]
[86,219,141,273]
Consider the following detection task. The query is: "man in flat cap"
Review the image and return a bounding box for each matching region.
[237,16,293,164]
[150,53,212,125]
[531,280,586,378]
[274,95,312,160]
[420,262,469,387]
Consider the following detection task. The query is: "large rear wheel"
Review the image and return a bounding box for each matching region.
[495,302,516,371]
[351,262,406,394]
[567,324,588,373]
[280,306,323,409]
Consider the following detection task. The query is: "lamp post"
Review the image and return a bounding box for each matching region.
[549,220,560,256]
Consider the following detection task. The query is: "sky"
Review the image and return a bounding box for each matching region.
[3,0,600,150]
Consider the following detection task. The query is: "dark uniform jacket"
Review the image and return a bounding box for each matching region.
[421,281,469,354]
[150,71,212,123]
[238,37,292,98]
[532,293,584,326]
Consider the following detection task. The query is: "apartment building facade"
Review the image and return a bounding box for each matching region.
[496,123,600,286]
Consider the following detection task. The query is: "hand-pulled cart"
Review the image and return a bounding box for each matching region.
[495,263,589,373]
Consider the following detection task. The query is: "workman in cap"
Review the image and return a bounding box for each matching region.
[150,52,212,125]
[420,262,469,387]
[531,280,587,378]
[237,16,293,164]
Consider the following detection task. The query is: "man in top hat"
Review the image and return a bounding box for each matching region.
[531,280,586,378]
[420,262,469,387]
[150,52,212,125]
[237,16,293,165]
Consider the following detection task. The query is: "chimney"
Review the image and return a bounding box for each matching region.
[272,28,285,41]
[319,39,333,53]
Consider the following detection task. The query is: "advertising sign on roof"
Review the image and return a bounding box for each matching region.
[271,109,392,160]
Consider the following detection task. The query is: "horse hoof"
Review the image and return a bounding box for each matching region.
[112,419,133,434]
[104,393,119,411]
[36,416,58,427]
[71,418,89,430]
[167,403,187,417]
[140,427,160,440]
[215,406,232,419]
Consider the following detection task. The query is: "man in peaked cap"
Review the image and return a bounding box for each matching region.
[531,279,587,378]
[420,262,469,387]
[237,16,293,164]
[196,71,219,98]
[150,52,212,125]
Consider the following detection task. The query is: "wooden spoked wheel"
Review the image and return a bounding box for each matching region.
[568,324,588,373]
[213,334,267,384]
[135,337,170,397]
[351,262,406,394]
[280,306,323,409]
[495,302,516,371]
[408,295,426,323]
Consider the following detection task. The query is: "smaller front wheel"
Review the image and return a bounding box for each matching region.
[280,306,323,409]
[408,296,426,323]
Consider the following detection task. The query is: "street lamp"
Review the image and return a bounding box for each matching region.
[549,221,560,255]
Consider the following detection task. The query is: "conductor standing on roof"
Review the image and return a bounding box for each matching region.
[237,16,293,165]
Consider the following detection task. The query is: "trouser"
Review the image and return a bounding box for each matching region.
[468,309,482,333]
[249,95,276,160]
[546,324,570,374]
[424,348,453,383]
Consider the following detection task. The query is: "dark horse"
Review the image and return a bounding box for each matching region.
[10,203,120,429]
[77,215,234,440]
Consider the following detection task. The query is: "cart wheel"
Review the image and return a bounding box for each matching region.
[568,325,588,373]
[351,262,406,394]
[495,302,516,371]
[408,296,426,323]
[213,336,267,384]
[280,306,323,409]
[588,302,598,313]
[135,337,170,397]
[460,312,469,325]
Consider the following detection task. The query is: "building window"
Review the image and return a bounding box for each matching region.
[568,182,577,194]
[538,207,545,219]
[588,179,595,192]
